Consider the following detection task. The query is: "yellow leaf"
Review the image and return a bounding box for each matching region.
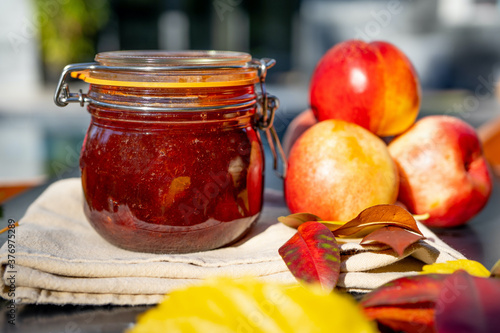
[421,259,490,277]
[127,277,377,333]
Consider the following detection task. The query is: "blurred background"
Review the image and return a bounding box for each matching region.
[1,0,500,198]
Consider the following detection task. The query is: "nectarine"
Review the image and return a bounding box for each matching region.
[285,119,399,221]
[309,40,420,137]
[388,116,492,227]
[282,109,318,156]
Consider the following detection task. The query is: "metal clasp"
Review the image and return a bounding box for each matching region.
[254,58,287,179]
[54,63,96,107]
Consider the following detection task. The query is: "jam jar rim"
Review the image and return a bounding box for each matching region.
[95,50,252,67]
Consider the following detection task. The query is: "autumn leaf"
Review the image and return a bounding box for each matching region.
[278,204,423,237]
[127,277,377,333]
[319,220,346,232]
[278,221,340,292]
[361,271,500,333]
[360,226,424,257]
[361,274,447,308]
[435,271,500,333]
[277,212,345,231]
[421,259,490,278]
[277,212,322,229]
[363,306,435,333]
[490,259,500,279]
[361,274,447,333]
[333,204,423,238]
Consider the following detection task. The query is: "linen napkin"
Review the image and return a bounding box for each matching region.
[0,178,464,305]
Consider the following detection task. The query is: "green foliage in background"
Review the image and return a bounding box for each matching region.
[35,0,110,73]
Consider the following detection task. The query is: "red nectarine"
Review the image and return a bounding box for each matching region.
[388,116,492,227]
[309,40,420,137]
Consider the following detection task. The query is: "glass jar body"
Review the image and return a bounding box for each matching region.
[80,84,264,253]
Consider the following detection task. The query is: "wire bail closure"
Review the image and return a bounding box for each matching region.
[53,57,287,179]
[253,59,287,179]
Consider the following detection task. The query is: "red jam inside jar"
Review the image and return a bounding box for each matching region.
[73,51,269,253]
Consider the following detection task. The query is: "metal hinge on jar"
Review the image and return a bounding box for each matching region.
[54,57,287,179]
[252,58,287,179]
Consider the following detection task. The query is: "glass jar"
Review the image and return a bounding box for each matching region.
[54,51,284,254]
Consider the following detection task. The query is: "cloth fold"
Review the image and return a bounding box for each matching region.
[0,178,465,305]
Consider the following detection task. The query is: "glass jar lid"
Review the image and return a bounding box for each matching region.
[71,50,259,88]
[95,50,252,67]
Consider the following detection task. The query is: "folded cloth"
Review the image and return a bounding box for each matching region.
[0,178,465,305]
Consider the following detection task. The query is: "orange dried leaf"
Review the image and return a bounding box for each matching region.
[360,226,424,257]
[333,204,423,238]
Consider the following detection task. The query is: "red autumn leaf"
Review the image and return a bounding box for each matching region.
[278,221,340,292]
[362,271,500,333]
[360,226,424,257]
[361,274,447,308]
[277,212,322,229]
[333,204,423,238]
[364,306,436,333]
[435,270,500,333]
[361,274,447,333]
